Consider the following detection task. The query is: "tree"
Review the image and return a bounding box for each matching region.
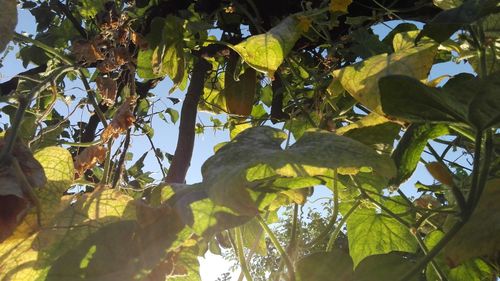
[0,0,499,280]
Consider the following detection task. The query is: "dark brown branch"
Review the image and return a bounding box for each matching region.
[165,57,211,183]
[270,74,289,123]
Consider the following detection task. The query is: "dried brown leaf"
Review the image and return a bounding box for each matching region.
[72,39,104,63]
[130,31,148,50]
[113,47,130,66]
[96,58,119,73]
[74,145,107,176]
[115,27,129,45]
[101,97,136,142]
[96,76,117,106]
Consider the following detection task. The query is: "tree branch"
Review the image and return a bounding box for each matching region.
[165,57,211,183]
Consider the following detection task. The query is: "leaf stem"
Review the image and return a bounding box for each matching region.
[397,221,464,281]
[412,232,448,281]
[306,170,340,247]
[0,66,74,162]
[326,199,361,251]
[79,70,108,128]
[235,227,254,281]
[257,214,296,281]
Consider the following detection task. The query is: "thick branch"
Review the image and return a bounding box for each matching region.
[165,57,211,183]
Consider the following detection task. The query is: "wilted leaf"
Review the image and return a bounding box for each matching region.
[0,0,17,52]
[444,179,500,266]
[96,76,117,106]
[74,145,107,176]
[101,96,136,141]
[231,16,303,77]
[333,43,437,114]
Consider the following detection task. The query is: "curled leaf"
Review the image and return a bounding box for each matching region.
[101,97,136,142]
[74,145,107,176]
[96,76,117,106]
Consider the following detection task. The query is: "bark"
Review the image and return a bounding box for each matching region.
[165,57,211,183]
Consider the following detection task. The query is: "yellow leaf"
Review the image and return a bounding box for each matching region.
[330,0,353,13]
[332,44,437,114]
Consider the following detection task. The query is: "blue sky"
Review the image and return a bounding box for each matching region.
[0,10,476,281]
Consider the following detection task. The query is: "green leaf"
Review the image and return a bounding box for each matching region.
[426,231,495,281]
[444,179,500,266]
[381,23,418,49]
[353,253,419,281]
[379,73,500,129]
[350,28,392,59]
[79,0,106,19]
[390,124,449,187]
[137,16,186,84]
[166,108,179,124]
[296,251,355,281]
[336,113,401,151]
[333,43,437,114]
[0,0,17,52]
[128,151,148,178]
[345,196,417,267]
[34,146,74,224]
[418,0,500,43]
[203,126,396,216]
[231,16,304,77]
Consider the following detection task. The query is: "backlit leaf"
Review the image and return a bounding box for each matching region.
[390,124,449,187]
[345,196,417,267]
[232,16,303,77]
[333,43,437,114]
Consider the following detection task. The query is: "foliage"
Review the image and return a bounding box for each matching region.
[0,0,499,280]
